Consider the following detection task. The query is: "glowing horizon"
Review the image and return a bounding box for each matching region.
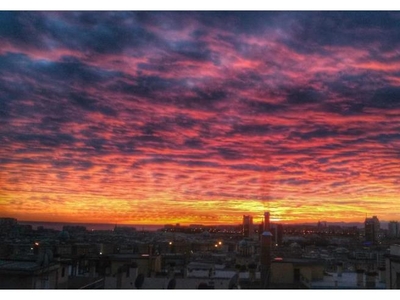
[1,12,400,226]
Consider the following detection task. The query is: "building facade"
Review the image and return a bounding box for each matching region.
[365,216,380,245]
[388,221,399,238]
[242,215,254,238]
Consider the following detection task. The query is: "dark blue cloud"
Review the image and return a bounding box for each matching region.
[291,127,364,140]
[198,11,288,35]
[322,102,366,116]
[84,138,107,151]
[0,12,162,54]
[277,178,313,186]
[168,40,212,62]
[174,115,198,128]
[33,56,118,84]
[373,133,400,144]
[184,138,204,149]
[286,88,324,105]
[8,133,76,147]
[283,12,400,53]
[51,159,94,170]
[369,87,400,109]
[110,75,179,97]
[0,12,50,49]
[230,164,279,172]
[244,99,286,114]
[181,160,220,168]
[232,124,271,135]
[2,55,122,119]
[70,93,118,117]
[216,148,242,160]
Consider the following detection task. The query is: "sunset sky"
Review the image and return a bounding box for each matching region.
[1,11,400,226]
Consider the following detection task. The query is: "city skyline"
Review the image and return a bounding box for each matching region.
[1,12,400,226]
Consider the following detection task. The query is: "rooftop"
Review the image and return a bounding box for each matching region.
[0,259,59,274]
[311,272,385,289]
[0,260,39,271]
[272,258,324,266]
[187,269,260,279]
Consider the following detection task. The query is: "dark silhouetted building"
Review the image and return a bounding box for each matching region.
[63,225,87,233]
[242,215,254,238]
[0,218,17,234]
[271,224,284,246]
[364,216,380,245]
[388,221,399,238]
[260,212,272,288]
[385,245,400,289]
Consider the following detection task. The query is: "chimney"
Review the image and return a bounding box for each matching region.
[264,212,270,231]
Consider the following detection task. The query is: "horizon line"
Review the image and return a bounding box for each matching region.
[14,219,394,227]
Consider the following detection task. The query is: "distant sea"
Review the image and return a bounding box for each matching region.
[18,221,164,232]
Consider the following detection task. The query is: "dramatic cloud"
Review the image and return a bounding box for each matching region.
[1,11,400,225]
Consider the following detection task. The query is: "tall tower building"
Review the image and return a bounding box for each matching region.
[243,215,254,238]
[364,216,380,245]
[260,211,273,288]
